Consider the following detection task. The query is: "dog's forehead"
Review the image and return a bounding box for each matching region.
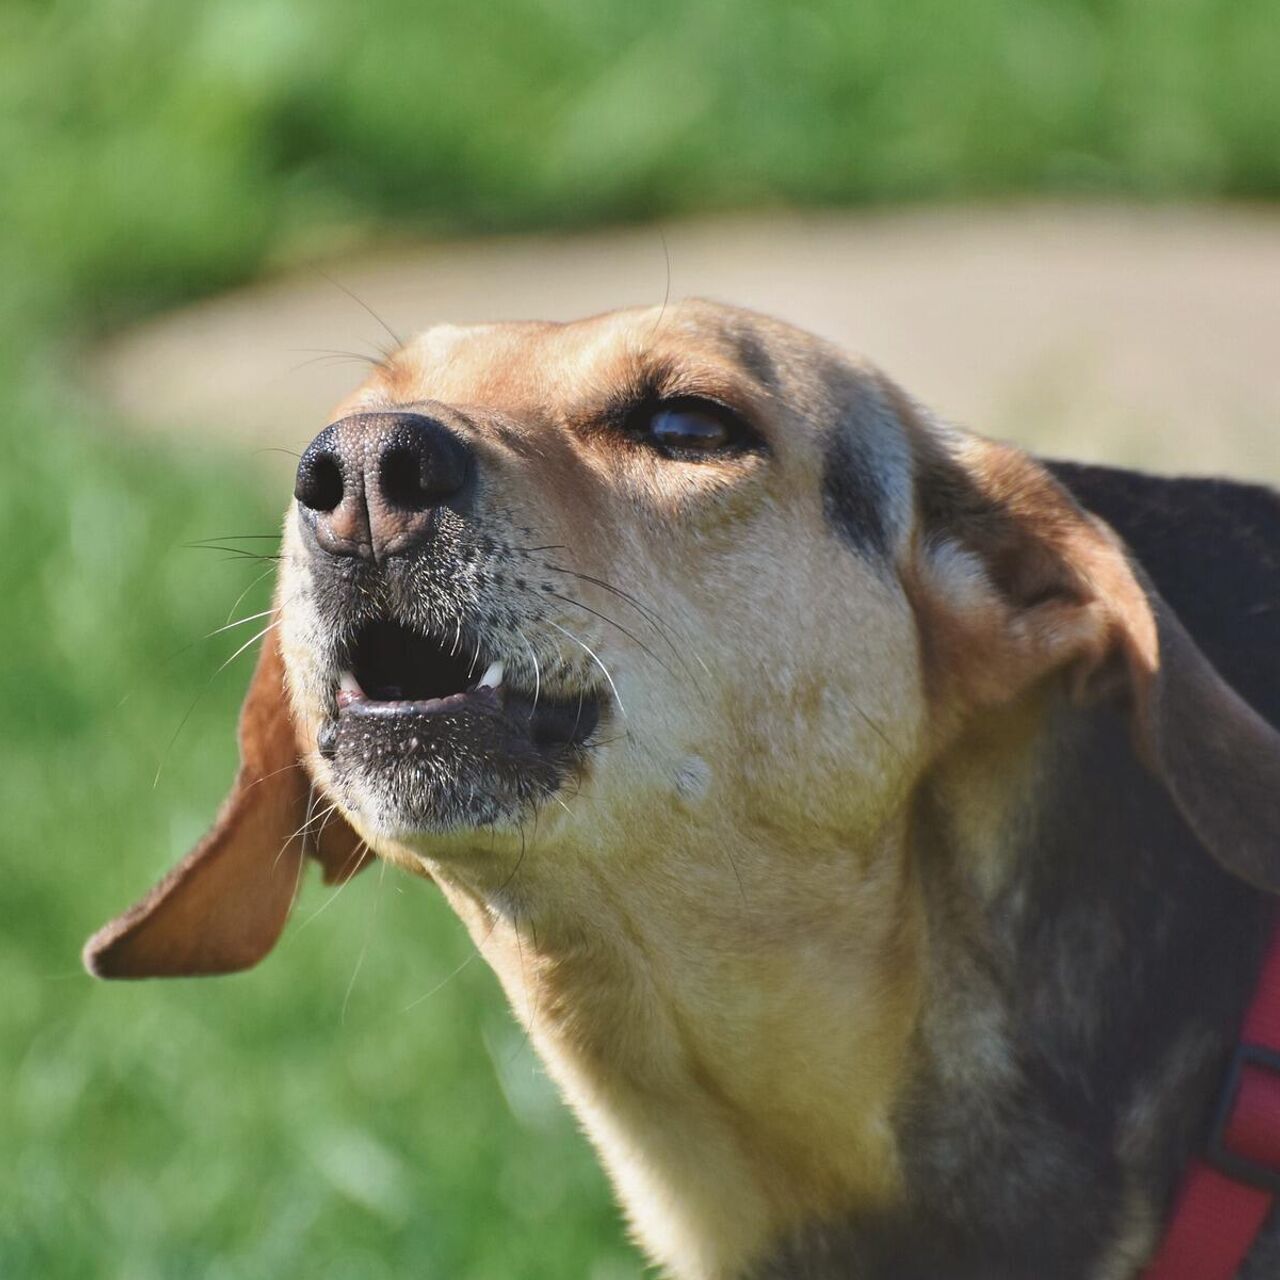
[348,301,840,431]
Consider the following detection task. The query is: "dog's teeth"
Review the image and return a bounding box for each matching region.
[478,660,505,690]
[337,671,364,706]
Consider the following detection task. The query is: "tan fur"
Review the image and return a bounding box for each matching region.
[88,301,1280,1279]
[289,304,932,1277]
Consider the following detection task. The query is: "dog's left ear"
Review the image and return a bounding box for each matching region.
[83,623,369,979]
[1130,588,1280,892]
[910,433,1280,892]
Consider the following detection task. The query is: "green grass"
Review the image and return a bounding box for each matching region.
[3,0,1279,1274]
[4,0,1280,327]
[0,369,636,1278]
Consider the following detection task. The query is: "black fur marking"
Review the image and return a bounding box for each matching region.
[727,328,780,391]
[823,426,891,557]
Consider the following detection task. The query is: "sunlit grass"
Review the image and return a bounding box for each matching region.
[0,380,636,1277]
[5,0,1279,327]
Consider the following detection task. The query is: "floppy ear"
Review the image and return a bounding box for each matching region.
[909,432,1280,892]
[84,623,370,978]
[1131,591,1280,892]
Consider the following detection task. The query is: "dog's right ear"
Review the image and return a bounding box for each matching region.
[906,427,1280,893]
[84,624,369,979]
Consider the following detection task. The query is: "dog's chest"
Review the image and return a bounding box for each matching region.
[461,886,921,1280]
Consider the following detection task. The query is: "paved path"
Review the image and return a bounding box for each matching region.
[94,204,1280,487]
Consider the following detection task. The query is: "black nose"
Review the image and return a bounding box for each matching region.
[294,411,472,559]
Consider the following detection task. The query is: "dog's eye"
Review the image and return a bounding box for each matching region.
[629,398,753,459]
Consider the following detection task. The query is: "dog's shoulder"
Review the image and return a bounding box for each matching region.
[1047,459,1280,728]
[1049,460,1280,1280]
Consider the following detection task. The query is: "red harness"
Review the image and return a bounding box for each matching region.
[1143,921,1280,1279]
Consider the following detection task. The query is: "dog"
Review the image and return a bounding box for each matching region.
[85,301,1280,1279]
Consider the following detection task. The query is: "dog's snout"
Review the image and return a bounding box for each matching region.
[294,411,471,559]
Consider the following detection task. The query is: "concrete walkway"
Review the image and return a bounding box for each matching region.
[94,204,1280,487]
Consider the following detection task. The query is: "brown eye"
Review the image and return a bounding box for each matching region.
[650,406,729,450]
[632,399,753,458]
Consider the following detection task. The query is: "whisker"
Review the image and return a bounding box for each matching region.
[321,827,372,889]
[152,621,278,788]
[263,788,323,893]
[508,825,540,1054]
[225,564,277,625]
[494,824,530,900]
[403,842,525,1012]
[214,621,279,680]
[288,346,384,367]
[315,267,403,356]
[847,700,902,763]
[543,619,626,718]
[402,947,481,1011]
[275,799,339,871]
[237,759,307,795]
[722,843,748,907]
[289,805,313,901]
[545,565,670,632]
[548,564,713,682]
[185,534,283,544]
[342,851,384,1026]
[545,569,709,697]
[203,608,276,642]
[516,628,542,714]
[115,562,274,714]
[649,228,672,343]
[289,352,382,376]
[182,544,281,561]
[293,829,366,931]
[545,590,675,683]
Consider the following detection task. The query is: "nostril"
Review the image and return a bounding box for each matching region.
[295,452,345,513]
[376,421,470,513]
[380,444,435,510]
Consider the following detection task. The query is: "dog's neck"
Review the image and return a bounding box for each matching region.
[420,798,924,1280]
[412,688,1271,1280]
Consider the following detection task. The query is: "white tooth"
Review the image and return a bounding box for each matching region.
[339,671,363,698]
[478,660,505,689]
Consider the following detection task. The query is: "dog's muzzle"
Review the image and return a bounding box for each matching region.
[292,410,605,836]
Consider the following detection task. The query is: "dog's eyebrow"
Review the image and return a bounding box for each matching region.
[567,351,770,433]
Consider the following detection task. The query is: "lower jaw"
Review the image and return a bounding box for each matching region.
[324,702,584,837]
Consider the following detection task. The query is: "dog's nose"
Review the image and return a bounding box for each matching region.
[294,411,472,559]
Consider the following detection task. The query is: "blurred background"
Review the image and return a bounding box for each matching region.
[2,2,1278,1277]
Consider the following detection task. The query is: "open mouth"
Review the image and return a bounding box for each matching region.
[333,619,600,746]
[319,618,603,832]
[339,620,505,715]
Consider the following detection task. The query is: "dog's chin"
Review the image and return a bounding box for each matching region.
[322,687,601,840]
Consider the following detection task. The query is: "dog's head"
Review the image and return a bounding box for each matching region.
[85,300,1280,979]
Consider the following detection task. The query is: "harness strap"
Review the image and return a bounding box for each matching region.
[1143,921,1280,1279]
